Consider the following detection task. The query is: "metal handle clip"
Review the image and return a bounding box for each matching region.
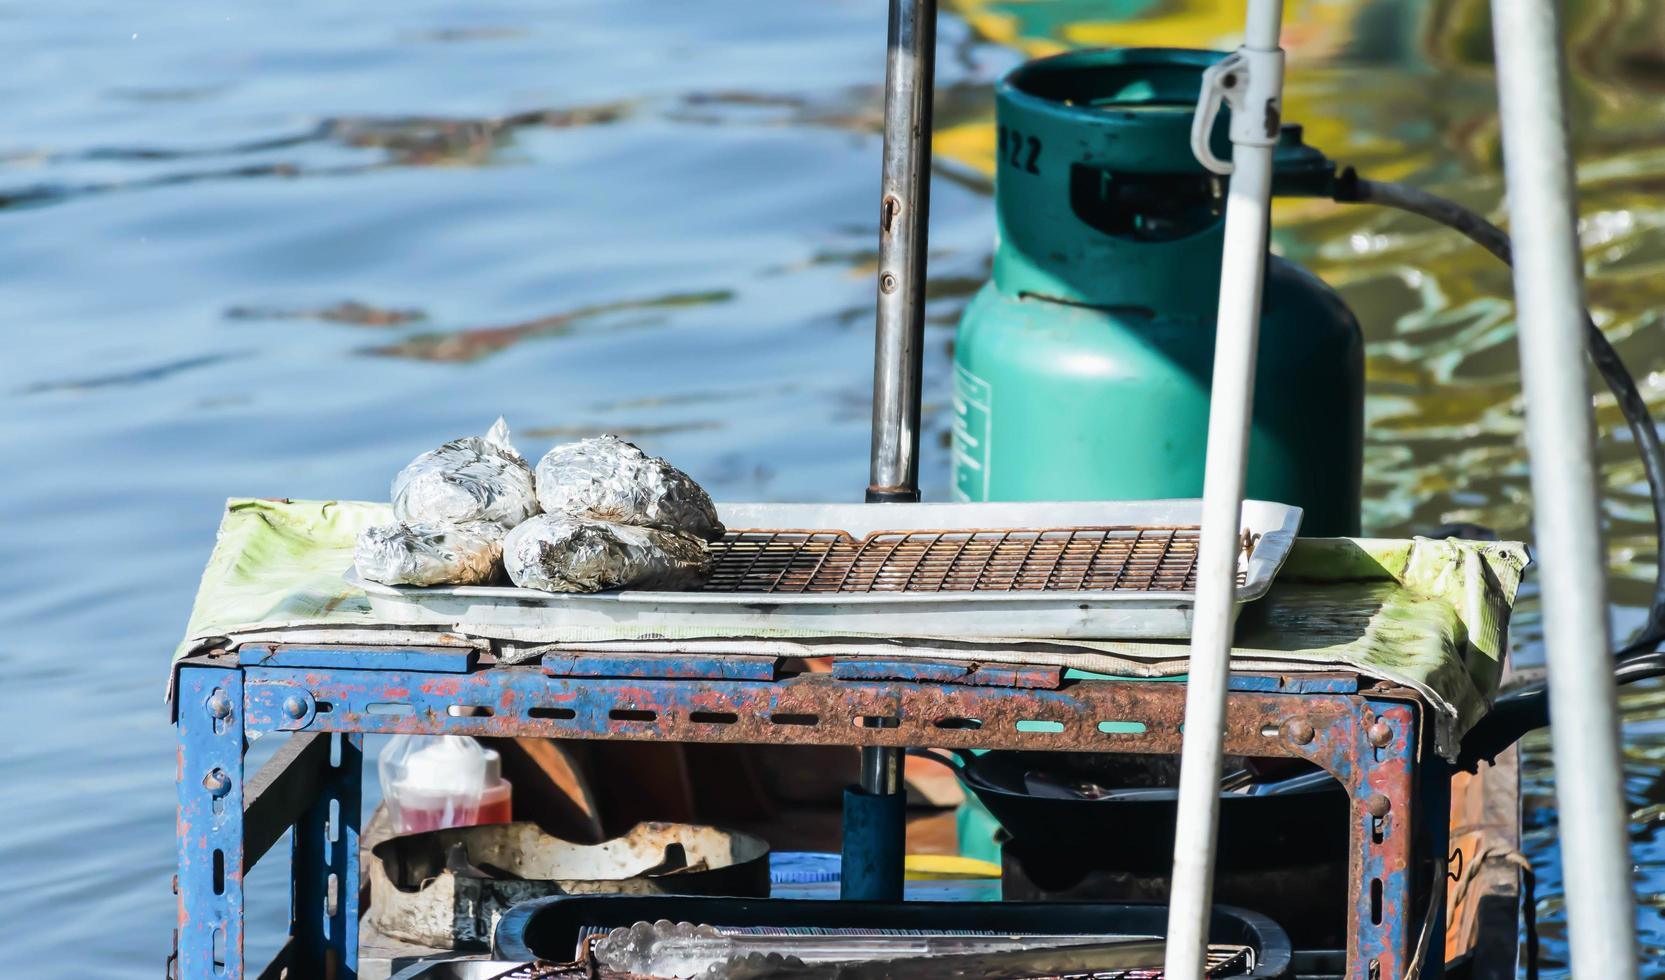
[1190,46,1287,176]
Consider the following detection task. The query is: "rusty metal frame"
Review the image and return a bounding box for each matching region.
[171,645,1427,980]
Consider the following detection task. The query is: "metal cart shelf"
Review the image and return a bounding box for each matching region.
[169,641,1439,980]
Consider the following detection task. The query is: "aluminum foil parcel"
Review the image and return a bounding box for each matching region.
[534,435,724,541]
[503,514,712,593]
[355,520,504,586]
[392,418,540,529]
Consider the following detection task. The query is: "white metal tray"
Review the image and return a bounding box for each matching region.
[348,499,1301,641]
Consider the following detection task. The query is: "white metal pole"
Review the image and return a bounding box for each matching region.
[1490,0,1639,976]
[1165,4,1284,978]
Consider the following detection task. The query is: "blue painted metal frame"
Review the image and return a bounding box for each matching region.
[543,651,780,681]
[173,664,362,980]
[172,647,1428,979]
[174,665,245,979]
[244,644,476,673]
[1228,672,1360,694]
[290,733,362,979]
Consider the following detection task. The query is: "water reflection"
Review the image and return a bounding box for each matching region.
[226,299,425,326]
[326,104,630,165]
[17,352,251,395]
[2,0,1663,976]
[365,291,732,362]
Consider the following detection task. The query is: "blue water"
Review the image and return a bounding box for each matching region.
[3,1,1664,976]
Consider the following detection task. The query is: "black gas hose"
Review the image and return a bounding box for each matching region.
[1328,170,1665,768]
[1332,169,1665,658]
[1455,648,1665,769]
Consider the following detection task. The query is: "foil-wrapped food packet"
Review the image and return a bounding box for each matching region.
[392,418,539,529]
[534,435,724,541]
[503,514,712,593]
[355,521,504,587]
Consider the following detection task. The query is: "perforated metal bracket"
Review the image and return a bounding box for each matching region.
[174,666,246,979]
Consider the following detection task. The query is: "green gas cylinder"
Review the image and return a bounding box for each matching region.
[952,48,1363,536]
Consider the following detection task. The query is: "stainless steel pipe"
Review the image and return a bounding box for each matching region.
[867,0,937,504]
[861,744,903,795]
[855,0,937,901]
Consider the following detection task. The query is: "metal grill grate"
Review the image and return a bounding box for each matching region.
[704,525,1245,595]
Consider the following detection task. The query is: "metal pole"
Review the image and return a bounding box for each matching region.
[867,0,936,504]
[861,741,904,793]
[1490,0,1639,975]
[1165,5,1284,978]
[847,0,937,903]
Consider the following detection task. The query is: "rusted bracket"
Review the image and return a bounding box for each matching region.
[1289,697,1420,979]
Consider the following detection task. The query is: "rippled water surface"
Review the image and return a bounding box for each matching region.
[4,0,1665,976]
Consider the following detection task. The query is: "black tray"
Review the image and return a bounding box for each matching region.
[493,895,1292,978]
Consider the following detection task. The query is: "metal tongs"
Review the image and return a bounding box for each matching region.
[589,920,1169,979]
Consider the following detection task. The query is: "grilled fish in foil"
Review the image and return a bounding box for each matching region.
[534,435,724,541]
[503,514,712,593]
[392,418,539,529]
[355,521,504,587]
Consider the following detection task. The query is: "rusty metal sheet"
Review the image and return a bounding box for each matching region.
[237,661,1365,760]
[1444,745,1523,978]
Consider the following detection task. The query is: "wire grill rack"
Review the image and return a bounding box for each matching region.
[704,525,1248,595]
[353,503,1296,640]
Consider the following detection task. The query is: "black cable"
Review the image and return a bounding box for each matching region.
[1455,648,1665,769]
[1334,168,1665,657]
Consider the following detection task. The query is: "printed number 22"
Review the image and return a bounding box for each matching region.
[998,126,1040,175]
